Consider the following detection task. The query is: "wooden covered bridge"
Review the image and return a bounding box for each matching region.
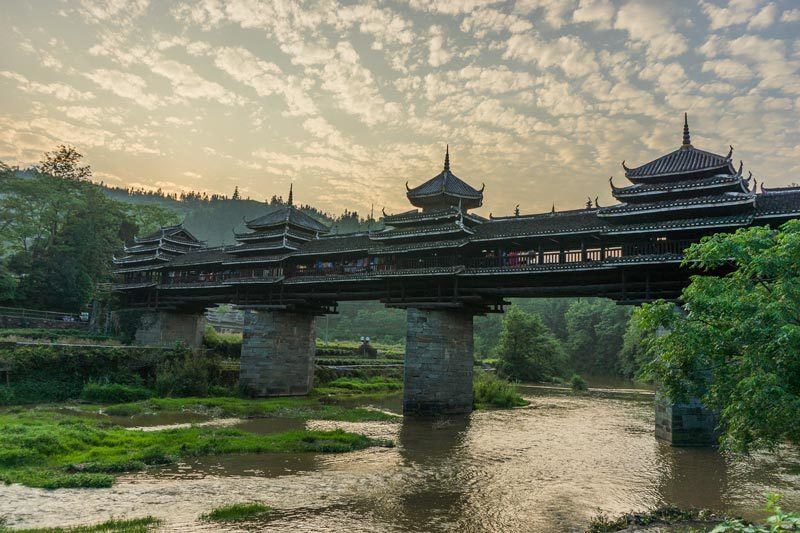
[113,116,800,441]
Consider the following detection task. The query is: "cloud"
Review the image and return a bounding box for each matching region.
[213,47,315,116]
[699,0,770,30]
[514,0,577,29]
[614,1,688,60]
[0,71,95,102]
[460,8,533,37]
[782,8,800,22]
[572,0,616,29]
[84,69,161,109]
[503,34,599,78]
[701,58,755,82]
[79,0,150,25]
[428,26,452,67]
[148,59,245,106]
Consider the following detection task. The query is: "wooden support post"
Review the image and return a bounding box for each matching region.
[538,242,544,264]
[581,240,587,262]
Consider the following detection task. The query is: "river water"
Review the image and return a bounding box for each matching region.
[2,383,799,532]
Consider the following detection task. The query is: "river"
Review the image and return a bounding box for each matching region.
[2,382,799,532]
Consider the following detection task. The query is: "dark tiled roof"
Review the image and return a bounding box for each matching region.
[603,214,753,235]
[473,209,606,241]
[225,240,300,254]
[291,233,372,256]
[168,248,227,266]
[245,205,329,232]
[407,170,483,200]
[369,238,470,255]
[222,253,292,265]
[135,224,201,245]
[384,206,459,225]
[370,221,472,240]
[625,145,733,180]
[612,174,748,198]
[598,193,755,217]
[234,228,312,242]
[754,190,800,218]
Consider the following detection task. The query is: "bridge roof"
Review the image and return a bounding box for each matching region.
[245,205,329,233]
[754,187,800,218]
[291,233,371,256]
[473,209,606,241]
[611,173,749,199]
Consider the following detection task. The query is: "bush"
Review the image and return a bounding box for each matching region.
[200,502,274,522]
[155,354,213,397]
[80,382,154,403]
[203,326,241,358]
[473,371,527,409]
[570,374,588,392]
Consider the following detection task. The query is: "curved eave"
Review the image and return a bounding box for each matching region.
[625,162,735,183]
[112,255,172,265]
[612,178,748,201]
[369,226,474,241]
[226,243,299,254]
[598,197,755,218]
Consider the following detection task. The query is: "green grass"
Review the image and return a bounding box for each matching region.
[80,383,154,404]
[0,408,393,489]
[82,394,399,422]
[314,376,402,395]
[200,502,274,522]
[473,371,528,409]
[6,516,160,532]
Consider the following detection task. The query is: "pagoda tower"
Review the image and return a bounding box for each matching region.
[599,114,754,226]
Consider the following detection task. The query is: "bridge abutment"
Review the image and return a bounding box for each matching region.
[239,309,315,397]
[403,308,474,416]
[655,393,717,446]
[134,311,206,350]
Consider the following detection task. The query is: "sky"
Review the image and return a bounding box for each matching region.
[1,0,799,218]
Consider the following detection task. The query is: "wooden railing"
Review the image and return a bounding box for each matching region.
[114,240,697,287]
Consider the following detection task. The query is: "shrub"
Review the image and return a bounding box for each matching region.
[80,383,153,404]
[203,326,242,358]
[155,354,213,397]
[570,374,588,392]
[473,371,527,409]
[495,307,567,382]
[711,493,799,532]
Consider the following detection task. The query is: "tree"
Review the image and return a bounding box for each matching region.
[564,298,631,375]
[37,145,91,181]
[639,221,800,452]
[232,186,240,200]
[495,306,567,381]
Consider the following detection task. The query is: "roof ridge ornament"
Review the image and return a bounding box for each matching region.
[288,183,293,206]
[727,145,733,159]
[444,144,450,172]
[682,112,691,148]
[622,160,630,172]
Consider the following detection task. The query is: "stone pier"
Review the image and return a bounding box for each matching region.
[655,393,718,446]
[403,308,474,416]
[134,311,206,350]
[239,310,315,397]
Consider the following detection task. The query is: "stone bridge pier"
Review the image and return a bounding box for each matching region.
[403,308,475,416]
[135,311,206,350]
[239,309,316,397]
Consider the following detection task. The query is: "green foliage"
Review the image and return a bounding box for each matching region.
[570,374,588,392]
[200,503,274,522]
[639,221,800,452]
[565,299,631,376]
[320,301,407,344]
[473,371,527,409]
[0,408,392,489]
[154,353,214,397]
[617,310,658,380]
[495,306,567,382]
[202,326,241,357]
[10,516,161,532]
[0,344,181,405]
[0,328,112,342]
[80,383,154,404]
[0,147,178,312]
[711,493,799,532]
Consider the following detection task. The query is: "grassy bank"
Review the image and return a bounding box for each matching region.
[200,502,274,523]
[2,517,161,533]
[0,406,393,489]
[473,371,528,409]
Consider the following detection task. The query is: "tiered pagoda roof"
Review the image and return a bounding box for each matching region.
[224,185,330,266]
[599,114,755,223]
[113,223,201,274]
[406,146,484,211]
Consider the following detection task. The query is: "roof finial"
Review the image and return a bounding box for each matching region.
[444,144,450,172]
[288,183,293,206]
[682,112,691,147]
